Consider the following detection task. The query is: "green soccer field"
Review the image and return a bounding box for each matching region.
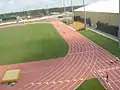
[0,23,68,65]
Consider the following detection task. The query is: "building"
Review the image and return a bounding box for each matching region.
[51,12,60,15]
[73,0,119,26]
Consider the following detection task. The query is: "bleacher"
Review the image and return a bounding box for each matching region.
[70,22,85,31]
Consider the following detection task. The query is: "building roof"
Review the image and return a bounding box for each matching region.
[74,0,119,13]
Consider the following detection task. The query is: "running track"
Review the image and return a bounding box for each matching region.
[0,20,120,90]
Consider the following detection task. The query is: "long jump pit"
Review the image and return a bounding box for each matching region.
[1,69,20,86]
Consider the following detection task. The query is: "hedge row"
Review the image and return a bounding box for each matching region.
[96,21,119,37]
[2,17,17,21]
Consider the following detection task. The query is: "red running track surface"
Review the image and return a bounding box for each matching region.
[0,20,120,90]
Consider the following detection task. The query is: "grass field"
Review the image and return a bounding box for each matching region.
[76,78,105,90]
[80,30,120,57]
[0,23,68,65]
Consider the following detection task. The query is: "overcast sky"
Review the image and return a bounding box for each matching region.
[0,0,103,13]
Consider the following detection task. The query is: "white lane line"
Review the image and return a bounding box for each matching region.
[65,80,70,83]
[44,82,49,85]
[109,79,120,83]
[100,73,103,76]
[116,67,119,69]
[37,83,41,85]
[52,82,56,84]
[45,54,83,89]
[55,50,91,90]
[36,55,77,90]
[94,71,96,73]
[58,81,63,83]
[74,52,98,90]
[98,70,101,72]
[31,83,35,86]
[72,79,77,82]
[17,56,71,90]
[80,78,83,81]
[92,71,108,89]
[97,66,120,73]
[94,58,119,90]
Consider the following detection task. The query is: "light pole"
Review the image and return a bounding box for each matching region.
[118,6,120,48]
[71,0,74,22]
[83,0,86,29]
[71,0,73,13]
[63,0,66,13]
[46,5,49,16]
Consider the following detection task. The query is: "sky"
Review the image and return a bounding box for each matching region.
[0,0,104,13]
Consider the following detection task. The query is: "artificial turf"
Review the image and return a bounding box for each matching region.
[0,23,68,65]
[76,78,105,90]
[80,30,120,57]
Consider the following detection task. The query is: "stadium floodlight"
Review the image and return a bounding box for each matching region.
[83,0,86,29]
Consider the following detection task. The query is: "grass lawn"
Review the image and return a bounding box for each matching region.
[76,78,105,90]
[80,30,120,57]
[0,23,68,65]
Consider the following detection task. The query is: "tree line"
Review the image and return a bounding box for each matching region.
[0,5,82,19]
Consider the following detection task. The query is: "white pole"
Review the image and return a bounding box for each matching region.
[83,0,86,29]
[71,0,73,13]
[63,0,66,13]
[27,11,29,16]
[118,3,120,48]
[46,5,49,16]
[71,0,74,21]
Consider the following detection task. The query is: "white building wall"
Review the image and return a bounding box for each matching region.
[74,11,118,26]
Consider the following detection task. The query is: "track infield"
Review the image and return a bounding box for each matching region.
[76,78,105,90]
[0,23,68,65]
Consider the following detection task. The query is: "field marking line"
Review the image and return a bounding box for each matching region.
[69,50,98,90]
[94,58,119,89]
[31,55,77,90]
[98,51,120,83]
[92,71,108,90]
[46,52,85,90]
[55,52,91,90]
[17,55,70,90]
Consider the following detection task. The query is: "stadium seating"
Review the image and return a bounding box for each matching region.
[1,69,20,84]
[70,22,85,31]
